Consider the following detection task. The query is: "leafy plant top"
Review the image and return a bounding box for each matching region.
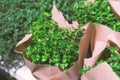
[26,13,82,70]
[70,1,120,31]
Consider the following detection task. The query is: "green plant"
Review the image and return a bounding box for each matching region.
[79,65,92,74]
[69,1,120,31]
[26,13,82,70]
[105,53,120,77]
[70,1,120,76]
[0,0,53,64]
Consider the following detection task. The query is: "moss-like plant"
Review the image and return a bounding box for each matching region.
[69,1,120,31]
[26,13,82,70]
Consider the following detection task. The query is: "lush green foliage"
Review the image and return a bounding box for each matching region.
[79,65,92,74]
[105,54,120,77]
[0,0,53,61]
[69,1,120,31]
[26,13,82,70]
[75,1,120,77]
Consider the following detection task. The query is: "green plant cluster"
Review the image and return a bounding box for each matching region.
[69,0,120,31]
[106,54,120,77]
[26,13,82,70]
[73,0,120,77]
[0,0,53,61]
[79,65,92,75]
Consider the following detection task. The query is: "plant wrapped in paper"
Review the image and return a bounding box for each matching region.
[14,22,120,80]
[25,13,82,70]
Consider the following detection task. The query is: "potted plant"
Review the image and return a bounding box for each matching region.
[25,13,82,70]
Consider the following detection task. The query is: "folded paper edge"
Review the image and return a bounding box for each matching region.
[81,62,120,80]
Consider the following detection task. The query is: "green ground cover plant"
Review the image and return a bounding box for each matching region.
[26,13,82,70]
[70,0,120,31]
[74,1,120,78]
[0,0,54,65]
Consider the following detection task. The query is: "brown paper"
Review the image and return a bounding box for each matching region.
[86,0,95,3]
[81,62,120,80]
[108,0,120,19]
[51,4,79,29]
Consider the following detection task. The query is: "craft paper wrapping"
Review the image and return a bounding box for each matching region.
[81,62,120,80]
[51,4,79,29]
[86,0,95,3]
[108,0,120,19]
[14,4,120,80]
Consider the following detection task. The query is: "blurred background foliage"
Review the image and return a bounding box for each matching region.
[0,0,120,69]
